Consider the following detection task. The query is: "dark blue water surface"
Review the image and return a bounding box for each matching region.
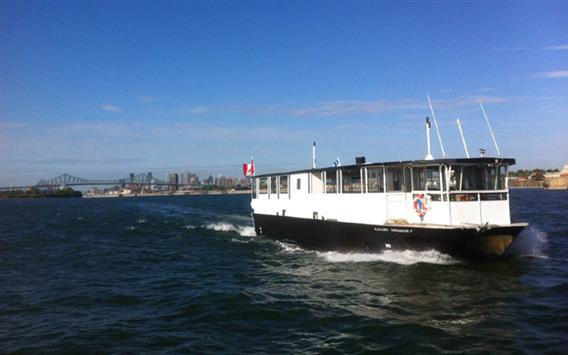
[1,189,567,354]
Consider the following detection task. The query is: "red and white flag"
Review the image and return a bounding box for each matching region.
[242,159,255,177]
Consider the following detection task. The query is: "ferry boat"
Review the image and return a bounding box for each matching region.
[248,115,528,257]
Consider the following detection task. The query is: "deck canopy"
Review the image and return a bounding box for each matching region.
[253,157,516,178]
[251,157,513,196]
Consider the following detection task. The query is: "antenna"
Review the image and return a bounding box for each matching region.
[427,94,446,158]
[456,118,470,158]
[479,101,501,157]
[312,142,317,169]
[425,117,434,160]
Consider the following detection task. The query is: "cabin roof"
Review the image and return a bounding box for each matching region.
[253,157,516,178]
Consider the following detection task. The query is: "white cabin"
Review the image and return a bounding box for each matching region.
[251,158,513,227]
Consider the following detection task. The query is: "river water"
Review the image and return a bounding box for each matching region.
[1,189,566,353]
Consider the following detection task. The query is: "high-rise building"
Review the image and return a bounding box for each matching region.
[204,175,214,185]
[190,175,200,186]
[168,173,179,192]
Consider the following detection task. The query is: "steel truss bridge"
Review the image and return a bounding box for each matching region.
[0,173,179,191]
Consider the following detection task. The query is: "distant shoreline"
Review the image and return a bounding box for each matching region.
[83,190,251,198]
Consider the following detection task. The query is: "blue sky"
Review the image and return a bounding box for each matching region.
[1,0,567,185]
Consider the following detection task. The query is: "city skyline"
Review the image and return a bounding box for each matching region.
[1,1,567,186]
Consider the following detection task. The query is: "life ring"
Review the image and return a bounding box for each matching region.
[413,194,428,220]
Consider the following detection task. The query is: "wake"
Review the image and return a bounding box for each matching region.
[316,249,458,265]
[507,225,548,258]
[204,222,256,237]
[275,241,458,265]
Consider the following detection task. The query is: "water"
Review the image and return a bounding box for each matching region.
[1,189,566,353]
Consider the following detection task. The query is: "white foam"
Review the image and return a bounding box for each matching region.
[237,226,256,237]
[276,241,305,253]
[508,226,548,258]
[204,222,256,237]
[205,222,235,232]
[316,249,458,265]
[137,219,146,224]
[183,225,196,230]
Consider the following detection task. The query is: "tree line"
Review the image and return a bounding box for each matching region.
[0,187,82,199]
[508,168,560,178]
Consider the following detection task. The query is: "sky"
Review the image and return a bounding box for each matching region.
[1,0,567,186]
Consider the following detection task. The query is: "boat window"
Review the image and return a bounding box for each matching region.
[403,167,412,192]
[386,167,403,192]
[448,166,462,191]
[428,193,442,201]
[342,167,361,193]
[413,166,441,191]
[461,166,484,190]
[450,193,479,201]
[279,175,288,195]
[270,177,277,195]
[367,167,384,193]
[297,178,301,190]
[259,177,268,194]
[251,178,257,198]
[484,166,498,190]
[309,171,323,193]
[462,165,503,190]
[455,164,509,191]
[497,165,507,189]
[326,170,337,193]
[480,192,508,201]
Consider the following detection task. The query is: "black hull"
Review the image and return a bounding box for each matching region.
[253,213,527,257]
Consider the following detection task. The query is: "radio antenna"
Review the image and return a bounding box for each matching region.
[427,95,446,158]
[479,101,502,157]
[456,118,470,158]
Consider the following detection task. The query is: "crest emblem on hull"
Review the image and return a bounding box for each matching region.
[413,194,428,222]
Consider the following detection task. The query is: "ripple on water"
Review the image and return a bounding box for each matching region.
[0,192,567,354]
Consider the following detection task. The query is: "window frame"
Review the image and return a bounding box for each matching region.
[341,167,362,193]
[325,170,338,194]
[366,166,385,193]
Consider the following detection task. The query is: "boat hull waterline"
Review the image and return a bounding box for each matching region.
[253,213,527,257]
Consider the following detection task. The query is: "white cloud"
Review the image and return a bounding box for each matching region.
[0,121,29,129]
[532,70,568,79]
[188,106,210,115]
[170,95,511,118]
[479,87,496,92]
[492,46,528,51]
[174,106,214,116]
[100,104,123,112]
[139,95,158,103]
[288,99,426,117]
[288,96,508,117]
[171,123,312,142]
[51,122,143,139]
[542,45,568,50]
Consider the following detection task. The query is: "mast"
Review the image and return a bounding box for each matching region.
[312,141,317,169]
[456,118,470,158]
[425,117,434,160]
[479,101,502,157]
[427,94,446,158]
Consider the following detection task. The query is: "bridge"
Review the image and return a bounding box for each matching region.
[0,173,179,191]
